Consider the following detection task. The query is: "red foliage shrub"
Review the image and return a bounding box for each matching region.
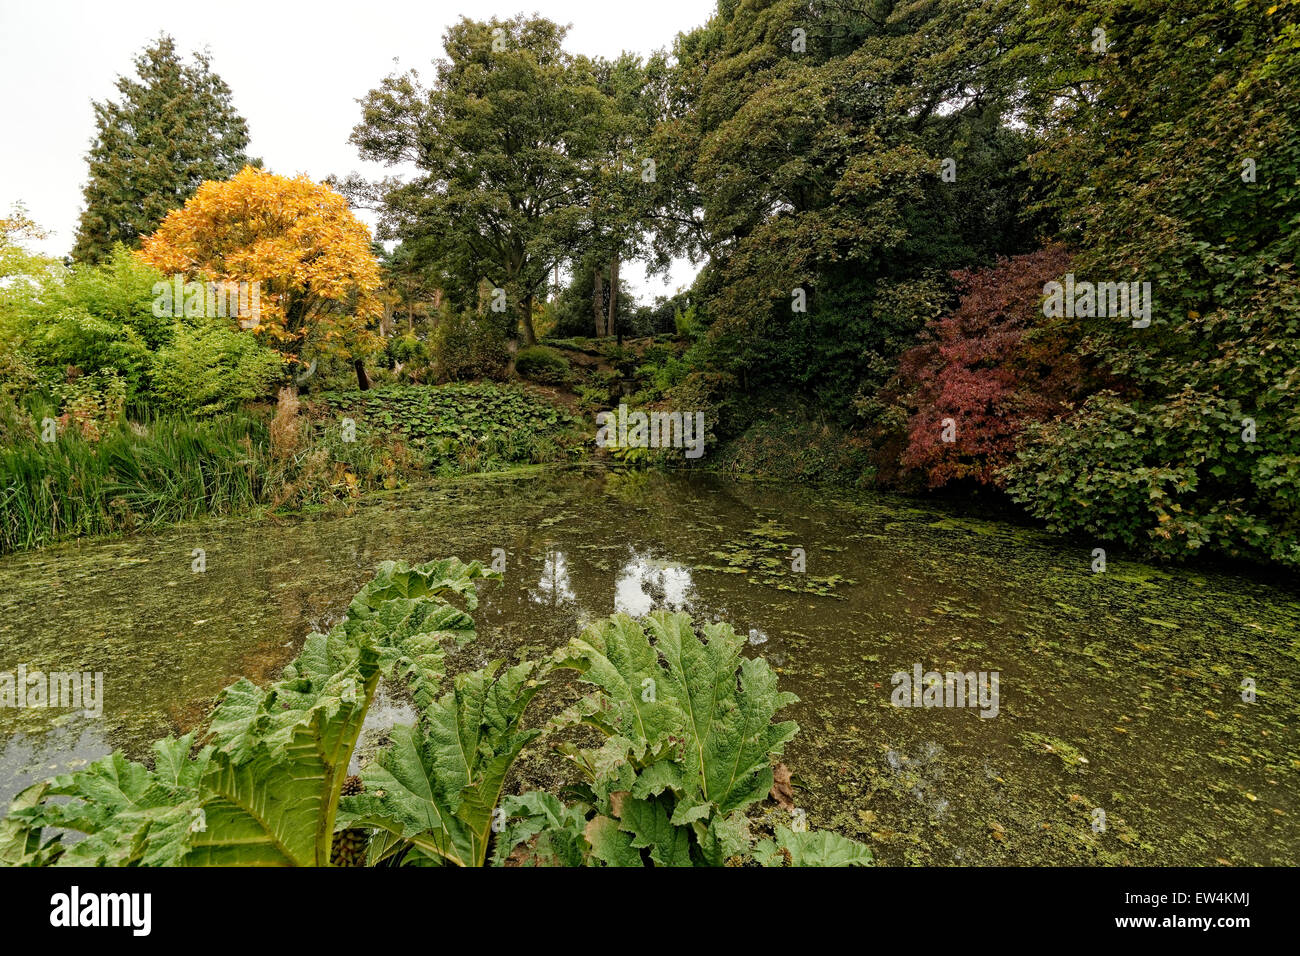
[898,245,1088,488]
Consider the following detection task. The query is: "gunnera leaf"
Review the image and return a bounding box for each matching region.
[338,659,547,867]
[1,735,210,867]
[754,825,875,867]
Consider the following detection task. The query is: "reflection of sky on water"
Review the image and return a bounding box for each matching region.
[884,742,951,819]
[351,679,416,775]
[0,719,111,805]
[614,553,695,617]
[530,550,577,607]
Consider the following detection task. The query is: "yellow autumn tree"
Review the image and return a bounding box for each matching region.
[139,167,383,388]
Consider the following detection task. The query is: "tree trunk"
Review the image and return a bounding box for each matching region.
[521,293,537,346]
[607,255,620,344]
[593,270,606,337]
[354,358,371,391]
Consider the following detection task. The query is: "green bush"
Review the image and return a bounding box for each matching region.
[513,345,569,384]
[635,343,689,401]
[27,310,154,402]
[386,331,431,382]
[1004,389,1300,568]
[7,246,169,407]
[54,245,174,351]
[431,310,509,382]
[152,320,283,415]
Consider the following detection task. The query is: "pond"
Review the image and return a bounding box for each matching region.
[1,467,1296,865]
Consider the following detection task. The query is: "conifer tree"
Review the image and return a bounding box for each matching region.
[72,34,253,264]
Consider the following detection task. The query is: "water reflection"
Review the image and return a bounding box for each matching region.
[613,552,695,617]
[530,549,577,607]
[0,720,111,801]
[0,469,1295,864]
[883,742,951,819]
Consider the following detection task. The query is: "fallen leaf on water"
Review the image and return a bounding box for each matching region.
[770,763,795,811]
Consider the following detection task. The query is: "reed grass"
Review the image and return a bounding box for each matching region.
[0,413,269,554]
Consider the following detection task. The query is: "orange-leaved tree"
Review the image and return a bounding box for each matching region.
[139,167,383,389]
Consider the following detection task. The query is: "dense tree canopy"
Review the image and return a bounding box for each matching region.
[350,16,619,345]
[646,0,1045,418]
[1002,0,1300,566]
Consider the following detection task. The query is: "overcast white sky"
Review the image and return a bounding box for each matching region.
[0,0,711,299]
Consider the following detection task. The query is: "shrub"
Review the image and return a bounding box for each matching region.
[27,310,153,403]
[895,246,1090,488]
[1008,0,1300,567]
[513,345,569,384]
[7,246,168,407]
[431,310,509,382]
[56,245,174,351]
[152,320,283,415]
[386,331,432,382]
[53,371,127,441]
[1004,385,1300,569]
[635,343,689,400]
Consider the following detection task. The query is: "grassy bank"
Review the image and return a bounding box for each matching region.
[0,382,587,555]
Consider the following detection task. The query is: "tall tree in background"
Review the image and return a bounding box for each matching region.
[72,35,253,264]
[350,16,613,346]
[652,0,1041,415]
[586,52,667,339]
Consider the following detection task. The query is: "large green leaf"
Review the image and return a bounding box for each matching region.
[649,613,799,815]
[547,611,871,867]
[491,791,590,867]
[618,793,694,866]
[1,735,210,867]
[187,658,377,866]
[2,557,499,867]
[754,825,875,867]
[185,559,495,865]
[552,613,686,759]
[553,611,797,818]
[339,659,547,867]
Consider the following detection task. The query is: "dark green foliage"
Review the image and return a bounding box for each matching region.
[513,346,570,384]
[430,310,510,382]
[655,0,1043,418]
[1001,0,1300,567]
[350,16,615,345]
[72,35,254,264]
